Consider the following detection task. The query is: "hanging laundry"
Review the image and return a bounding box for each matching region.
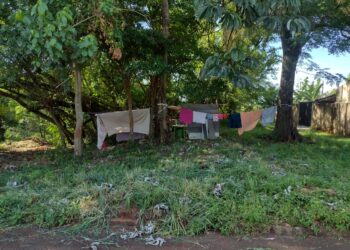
[261,106,277,127]
[96,109,150,149]
[97,116,108,149]
[193,111,207,124]
[228,113,242,128]
[213,114,219,122]
[179,107,193,125]
[218,114,228,120]
[206,116,216,139]
[238,111,262,135]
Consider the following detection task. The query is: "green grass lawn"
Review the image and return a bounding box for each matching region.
[1,126,350,236]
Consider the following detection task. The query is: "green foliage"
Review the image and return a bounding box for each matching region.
[194,0,310,35]
[0,0,285,144]
[2,101,61,144]
[27,1,97,65]
[199,46,272,87]
[294,78,324,103]
[194,0,350,86]
[77,34,98,58]
[194,0,241,30]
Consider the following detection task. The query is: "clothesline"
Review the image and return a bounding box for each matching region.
[158,103,293,111]
[94,104,280,149]
[178,105,277,136]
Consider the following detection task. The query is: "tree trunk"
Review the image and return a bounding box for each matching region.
[274,30,303,141]
[160,0,170,143]
[49,109,67,148]
[149,75,160,139]
[73,63,83,156]
[124,76,134,142]
[0,116,5,141]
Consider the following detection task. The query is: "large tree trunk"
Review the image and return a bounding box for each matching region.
[73,63,83,156]
[124,76,134,142]
[159,0,170,143]
[274,30,303,141]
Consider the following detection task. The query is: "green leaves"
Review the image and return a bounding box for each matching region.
[221,12,241,30]
[286,17,311,34]
[195,0,308,34]
[10,1,99,66]
[15,10,24,21]
[44,23,56,37]
[257,16,282,32]
[294,78,324,102]
[48,37,57,47]
[100,0,117,16]
[194,0,242,31]
[194,0,224,20]
[77,34,98,59]
[32,0,48,17]
[38,0,48,16]
[230,48,246,62]
[200,51,249,87]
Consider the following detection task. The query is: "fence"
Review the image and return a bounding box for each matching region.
[311,103,350,136]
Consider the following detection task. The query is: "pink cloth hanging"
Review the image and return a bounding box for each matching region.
[179,107,193,125]
[217,114,228,120]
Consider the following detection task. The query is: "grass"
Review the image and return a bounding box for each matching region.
[1,126,350,237]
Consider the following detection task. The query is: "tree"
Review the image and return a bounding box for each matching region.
[273,0,349,140]
[2,0,100,155]
[0,0,125,155]
[294,77,324,103]
[1,0,287,147]
[194,0,350,141]
[0,0,212,147]
[160,0,170,143]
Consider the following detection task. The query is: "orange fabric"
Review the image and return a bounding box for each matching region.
[238,111,262,135]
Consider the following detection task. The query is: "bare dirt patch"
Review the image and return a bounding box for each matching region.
[1,227,350,250]
[0,139,51,169]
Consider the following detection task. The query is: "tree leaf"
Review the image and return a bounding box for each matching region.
[37,0,48,16]
[15,10,24,21]
[287,19,292,31]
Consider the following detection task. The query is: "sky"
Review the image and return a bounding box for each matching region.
[272,47,350,94]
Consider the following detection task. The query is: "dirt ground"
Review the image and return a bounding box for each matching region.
[0,139,50,169]
[1,227,350,250]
